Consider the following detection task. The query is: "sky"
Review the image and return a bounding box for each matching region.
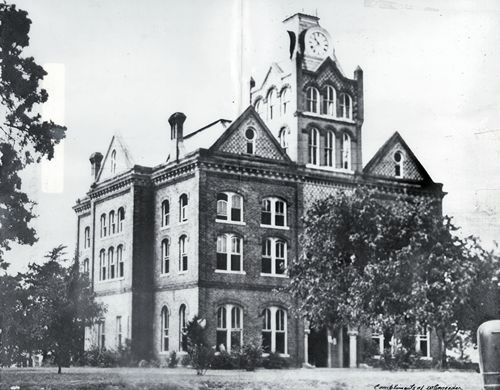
[5,0,500,273]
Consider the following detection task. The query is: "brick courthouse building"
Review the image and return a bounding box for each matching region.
[74,13,444,367]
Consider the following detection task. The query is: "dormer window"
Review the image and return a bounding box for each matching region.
[110,150,117,174]
[394,151,404,178]
[342,133,351,170]
[324,86,336,116]
[281,87,290,115]
[306,87,320,113]
[338,93,352,119]
[245,128,256,154]
[267,89,277,120]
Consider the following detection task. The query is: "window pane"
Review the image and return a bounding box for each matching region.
[276,259,285,274]
[276,333,285,354]
[216,331,227,351]
[231,331,241,350]
[217,307,226,328]
[217,200,227,219]
[262,257,272,274]
[231,307,241,329]
[230,255,241,271]
[217,253,227,270]
[262,331,272,353]
[262,212,271,225]
[275,215,285,226]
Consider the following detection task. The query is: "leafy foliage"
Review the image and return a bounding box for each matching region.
[287,188,499,367]
[185,315,214,375]
[0,3,67,266]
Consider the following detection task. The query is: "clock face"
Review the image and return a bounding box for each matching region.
[307,31,329,57]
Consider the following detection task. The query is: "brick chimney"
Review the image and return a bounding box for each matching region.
[89,152,103,181]
[168,112,186,162]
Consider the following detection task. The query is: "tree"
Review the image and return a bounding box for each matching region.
[287,188,499,367]
[23,245,103,373]
[0,3,66,266]
[185,315,214,375]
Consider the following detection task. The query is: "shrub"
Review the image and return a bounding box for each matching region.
[180,354,191,367]
[137,359,149,368]
[240,341,263,371]
[185,315,214,375]
[168,351,179,368]
[262,352,289,369]
[211,350,240,369]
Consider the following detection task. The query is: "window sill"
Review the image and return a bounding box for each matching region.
[305,164,354,174]
[303,111,355,123]
[159,273,171,277]
[260,273,288,278]
[215,270,246,275]
[262,353,289,358]
[260,224,290,230]
[178,220,188,226]
[97,277,125,284]
[160,225,171,231]
[215,220,246,226]
[178,271,188,275]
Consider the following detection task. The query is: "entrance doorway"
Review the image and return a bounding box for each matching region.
[308,327,328,367]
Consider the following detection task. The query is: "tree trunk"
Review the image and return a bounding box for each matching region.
[441,330,448,369]
[58,363,62,374]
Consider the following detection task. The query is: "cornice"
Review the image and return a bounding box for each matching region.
[73,198,91,214]
[88,171,151,200]
[152,159,199,185]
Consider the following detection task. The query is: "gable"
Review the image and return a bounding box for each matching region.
[210,106,290,162]
[97,135,134,182]
[364,132,433,183]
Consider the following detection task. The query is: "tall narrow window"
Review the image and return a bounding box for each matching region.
[179,235,188,272]
[308,128,319,165]
[262,238,287,275]
[99,249,106,281]
[337,93,352,119]
[100,214,107,238]
[216,234,242,272]
[278,127,289,153]
[267,89,276,120]
[117,207,125,233]
[161,306,169,352]
[342,133,351,170]
[110,150,117,174]
[261,198,287,227]
[109,210,116,235]
[117,245,124,277]
[179,304,187,351]
[324,86,336,116]
[281,87,290,115]
[254,98,264,118]
[161,239,170,274]
[84,227,90,248]
[116,316,122,348]
[161,200,170,227]
[416,327,430,358]
[394,151,403,178]
[179,194,188,222]
[216,304,243,352]
[325,131,334,167]
[306,87,320,113]
[108,247,115,279]
[83,258,90,274]
[261,307,287,354]
[245,128,256,154]
[98,321,105,351]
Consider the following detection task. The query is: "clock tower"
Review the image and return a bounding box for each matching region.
[250,12,364,173]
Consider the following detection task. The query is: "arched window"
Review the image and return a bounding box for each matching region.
[179,194,188,222]
[116,316,122,347]
[325,130,334,167]
[278,127,289,153]
[281,87,290,115]
[84,227,90,249]
[100,214,107,238]
[99,249,106,281]
[179,304,187,351]
[267,89,276,120]
[108,247,115,279]
[261,307,287,354]
[161,200,170,227]
[337,93,352,119]
[216,192,243,222]
[394,151,404,178]
[245,128,256,155]
[98,321,105,351]
[342,133,351,170]
[216,304,242,352]
[261,197,287,227]
[117,245,124,278]
[308,128,319,165]
[216,234,243,272]
[324,86,336,116]
[306,87,320,113]
[179,235,188,272]
[254,98,264,118]
[110,149,117,174]
[83,258,90,274]
[109,210,116,235]
[161,306,169,352]
[117,207,125,233]
[262,238,287,275]
[161,239,170,274]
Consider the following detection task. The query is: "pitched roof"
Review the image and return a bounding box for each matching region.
[183,119,232,154]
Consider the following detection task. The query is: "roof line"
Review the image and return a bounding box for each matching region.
[184,118,232,139]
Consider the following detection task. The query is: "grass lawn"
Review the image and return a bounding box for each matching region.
[0,366,483,390]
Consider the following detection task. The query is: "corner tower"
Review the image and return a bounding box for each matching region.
[250,12,364,173]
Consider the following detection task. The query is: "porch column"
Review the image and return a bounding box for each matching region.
[338,328,344,367]
[304,320,310,365]
[327,328,332,367]
[348,330,358,368]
